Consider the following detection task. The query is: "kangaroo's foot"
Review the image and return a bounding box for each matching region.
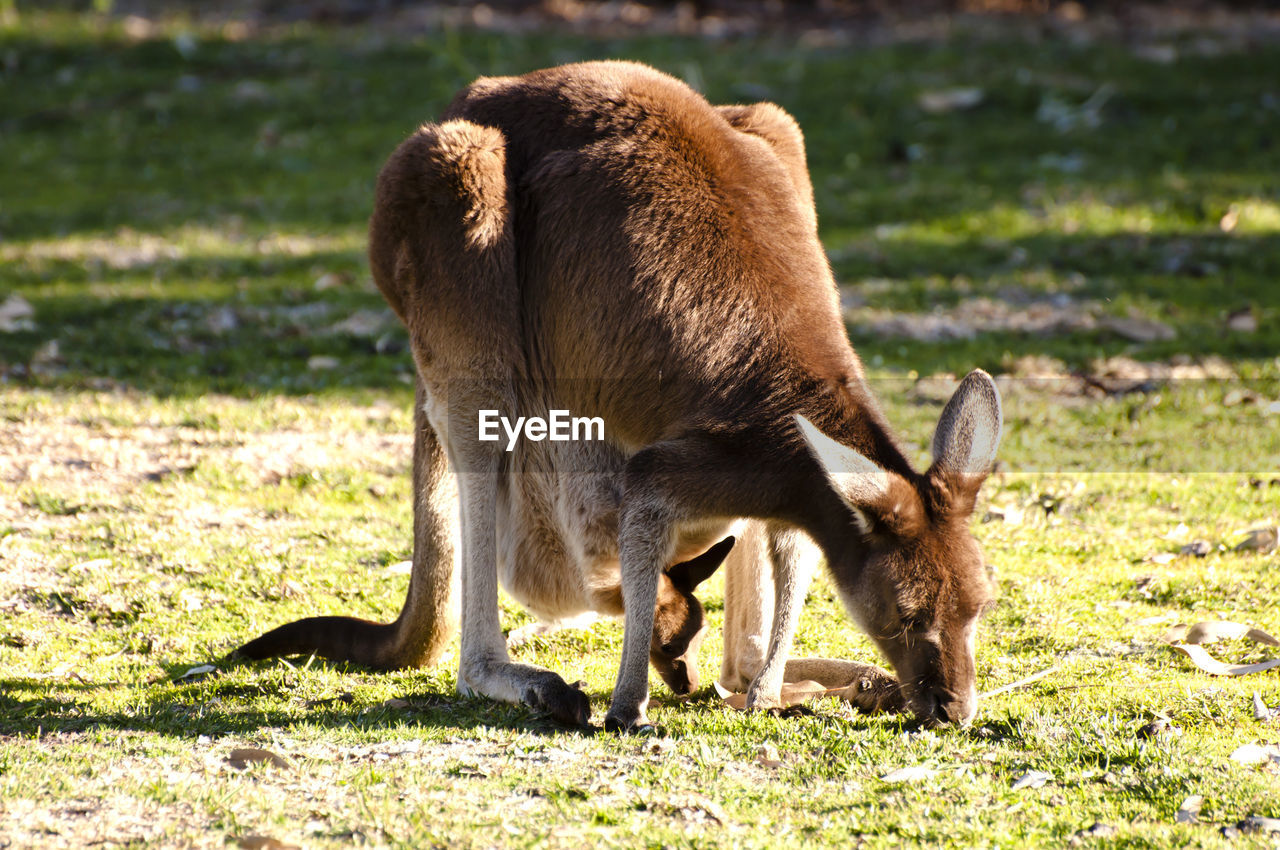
[461,659,592,728]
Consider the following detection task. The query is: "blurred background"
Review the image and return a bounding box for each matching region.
[1,1,1278,433]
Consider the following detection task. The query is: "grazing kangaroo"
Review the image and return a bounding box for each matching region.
[234,60,1001,732]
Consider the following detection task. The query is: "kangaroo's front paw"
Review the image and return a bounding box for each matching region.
[522,673,592,728]
[838,669,905,715]
[603,704,656,736]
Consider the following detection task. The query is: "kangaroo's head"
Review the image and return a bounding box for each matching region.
[797,370,1002,727]
[649,536,735,696]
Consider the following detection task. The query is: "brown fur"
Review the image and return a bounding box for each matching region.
[233,61,1001,731]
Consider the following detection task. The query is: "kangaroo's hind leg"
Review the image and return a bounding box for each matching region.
[374,119,590,727]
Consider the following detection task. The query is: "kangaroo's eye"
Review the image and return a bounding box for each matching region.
[899,612,925,632]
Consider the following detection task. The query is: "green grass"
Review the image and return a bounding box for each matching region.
[1,8,1279,849]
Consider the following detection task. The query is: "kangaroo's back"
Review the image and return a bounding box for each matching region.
[436,61,858,447]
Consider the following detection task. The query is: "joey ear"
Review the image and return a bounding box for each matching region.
[930,369,1003,478]
[668,536,735,594]
[794,414,890,507]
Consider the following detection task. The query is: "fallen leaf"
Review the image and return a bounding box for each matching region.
[1228,743,1280,765]
[662,793,726,825]
[1223,389,1259,407]
[1101,315,1176,343]
[327,309,393,338]
[1133,44,1177,64]
[379,697,410,710]
[983,505,1025,525]
[1162,621,1280,646]
[755,742,783,769]
[1234,526,1278,554]
[1253,692,1279,722]
[307,355,340,371]
[1220,205,1239,233]
[237,836,299,850]
[1238,815,1280,834]
[1176,794,1203,824]
[1075,822,1116,839]
[1010,770,1052,790]
[918,87,985,113]
[228,747,293,771]
[0,293,35,332]
[881,765,936,784]
[1170,644,1280,676]
[175,664,217,681]
[1179,539,1212,557]
[313,272,346,291]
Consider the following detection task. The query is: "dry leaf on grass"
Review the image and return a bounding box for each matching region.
[306,355,340,371]
[1179,539,1213,557]
[1253,692,1279,722]
[881,765,936,784]
[1169,644,1280,677]
[0,293,36,332]
[227,747,293,771]
[1010,770,1052,790]
[1175,794,1203,824]
[237,836,299,850]
[1238,815,1280,834]
[918,87,985,113]
[1234,526,1278,553]
[712,679,840,710]
[1170,621,1280,646]
[1228,743,1280,766]
[659,793,726,825]
[175,664,217,682]
[755,743,783,769]
[1160,620,1280,676]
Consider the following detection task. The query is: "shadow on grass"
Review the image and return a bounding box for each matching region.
[3,231,1278,401]
[0,664,907,739]
[0,675,594,738]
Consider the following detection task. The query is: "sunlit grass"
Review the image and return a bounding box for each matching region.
[2,8,1279,849]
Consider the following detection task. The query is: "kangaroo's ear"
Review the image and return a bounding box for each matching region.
[668,536,735,594]
[929,369,1003,479]
[795,414,890,503]
[795,414,900,534]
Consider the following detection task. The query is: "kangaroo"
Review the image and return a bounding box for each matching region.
[234,60,1001,732]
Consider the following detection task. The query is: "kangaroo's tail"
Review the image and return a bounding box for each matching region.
[233,387,459,671]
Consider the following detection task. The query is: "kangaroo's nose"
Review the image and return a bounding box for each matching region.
[920,688,976,727]
[674,661,698,696]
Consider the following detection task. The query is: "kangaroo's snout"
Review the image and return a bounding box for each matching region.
[653,656,698,697]
[911,686,977,728]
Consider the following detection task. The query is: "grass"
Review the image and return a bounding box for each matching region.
[2,7,1279,848]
